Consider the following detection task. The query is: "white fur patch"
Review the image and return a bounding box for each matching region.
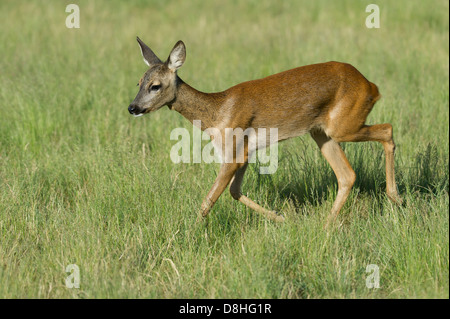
[138,44,151,67]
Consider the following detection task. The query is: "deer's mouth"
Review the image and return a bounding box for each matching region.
[128,103,164,117]
[128,104,147,117]
[142,104,166,114]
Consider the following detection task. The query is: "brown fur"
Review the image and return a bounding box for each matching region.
[129,39,402,226]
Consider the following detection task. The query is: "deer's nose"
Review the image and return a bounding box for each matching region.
[128,104,137,114]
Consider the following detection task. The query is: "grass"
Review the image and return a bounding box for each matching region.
[0,0,448,298]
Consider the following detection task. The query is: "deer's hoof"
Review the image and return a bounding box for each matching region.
[387,193,403,206]
[272,211,285,223]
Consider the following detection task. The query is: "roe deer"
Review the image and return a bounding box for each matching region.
[128,38,402,226]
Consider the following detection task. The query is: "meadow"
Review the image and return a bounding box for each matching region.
[0,0,448,298]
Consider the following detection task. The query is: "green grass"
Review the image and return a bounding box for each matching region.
[0,0,448,298]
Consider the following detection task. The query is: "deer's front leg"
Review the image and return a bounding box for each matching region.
[198,163,241,220]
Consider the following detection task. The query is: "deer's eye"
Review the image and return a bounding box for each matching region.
[150,84,161,92]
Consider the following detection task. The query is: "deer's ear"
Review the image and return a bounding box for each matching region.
[167,40,186,72]
[137,37,162,67]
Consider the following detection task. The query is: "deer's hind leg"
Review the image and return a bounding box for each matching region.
[333,124,402,204]
[311,130,356,227]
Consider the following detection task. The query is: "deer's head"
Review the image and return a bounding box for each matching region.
[128,37,186,116]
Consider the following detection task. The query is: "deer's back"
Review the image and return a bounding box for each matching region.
[223,61,379,141]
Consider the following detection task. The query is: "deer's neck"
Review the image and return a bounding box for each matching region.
[169,79,226,130]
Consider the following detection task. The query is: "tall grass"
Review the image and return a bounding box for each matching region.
[0,0,448,298]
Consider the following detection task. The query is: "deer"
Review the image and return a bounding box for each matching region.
[128,37,402,227]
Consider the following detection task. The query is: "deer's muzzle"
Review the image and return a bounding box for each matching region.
[128,104,145,116]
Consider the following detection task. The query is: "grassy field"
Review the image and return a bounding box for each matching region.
[0,0,448,298]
